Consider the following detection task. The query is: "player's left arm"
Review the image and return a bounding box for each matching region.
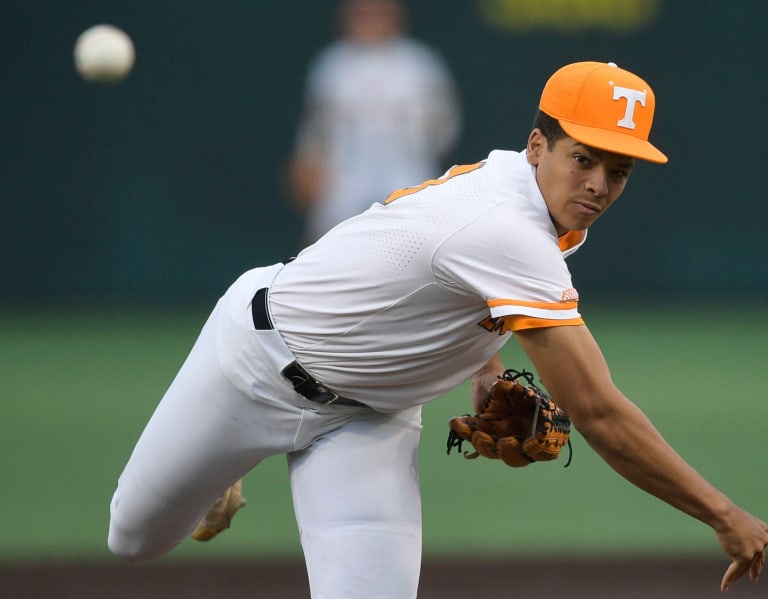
[514,323,767,591]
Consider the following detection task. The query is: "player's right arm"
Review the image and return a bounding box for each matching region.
[513,323,767,591]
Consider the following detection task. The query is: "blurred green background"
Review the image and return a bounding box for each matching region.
[1,303,766,562]
[3,0,768,303]
[1,0,767,564]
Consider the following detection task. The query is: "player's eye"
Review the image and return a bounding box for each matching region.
[573,154,591,167]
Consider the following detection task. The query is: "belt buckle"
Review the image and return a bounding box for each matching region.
[282,361,339,405]
[316,386,340,404]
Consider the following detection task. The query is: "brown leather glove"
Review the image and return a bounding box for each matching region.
[447,369,572,468]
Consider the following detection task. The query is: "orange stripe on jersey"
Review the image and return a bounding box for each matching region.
[384,162,485,204]
[504,315,585,331]
[558,230,586,252]
[487,298,579,311]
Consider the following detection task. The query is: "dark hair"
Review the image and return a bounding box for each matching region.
[531,110,566,149]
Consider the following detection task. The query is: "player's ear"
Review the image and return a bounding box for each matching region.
[526,129,546,166]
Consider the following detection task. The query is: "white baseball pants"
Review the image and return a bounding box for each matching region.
[108,265,423,598]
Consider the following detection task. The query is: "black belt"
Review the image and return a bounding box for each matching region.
[251,287,366,408]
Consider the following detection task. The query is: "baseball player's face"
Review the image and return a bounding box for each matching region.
[526,129,634,235]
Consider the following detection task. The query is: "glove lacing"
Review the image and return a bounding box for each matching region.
[503,370,573,468]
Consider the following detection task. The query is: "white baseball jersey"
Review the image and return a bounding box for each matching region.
[295,37,461,240]
[270,149,586,410]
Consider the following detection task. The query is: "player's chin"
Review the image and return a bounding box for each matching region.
[561,213,599,233]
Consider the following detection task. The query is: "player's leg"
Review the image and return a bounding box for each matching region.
[107,302,301,561]
[288,405,423,599]
[108,307,245,559]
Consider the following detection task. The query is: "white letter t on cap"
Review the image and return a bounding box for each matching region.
[613,86,646,130]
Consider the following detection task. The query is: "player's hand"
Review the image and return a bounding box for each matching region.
[469,353,504,413]
[716,507,768,592]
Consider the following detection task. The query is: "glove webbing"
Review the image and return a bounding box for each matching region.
[505,369,573,467]
[506,369,573,467]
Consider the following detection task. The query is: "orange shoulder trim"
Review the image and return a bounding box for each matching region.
[504,315,585,332]
[384,162,485,204]
[488,298,579,311]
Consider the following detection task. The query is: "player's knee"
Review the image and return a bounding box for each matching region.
[107,525,174,562]
[108,484,184,561]
[107,541,144,563]
[108,530,145,562]
[107,510,180,562]
[107,526,150,562]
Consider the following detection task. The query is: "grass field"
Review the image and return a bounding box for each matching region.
[1,301,766,563]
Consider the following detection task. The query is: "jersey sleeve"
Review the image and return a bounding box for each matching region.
[432,201,584,331]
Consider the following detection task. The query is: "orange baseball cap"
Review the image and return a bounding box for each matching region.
[539,61,668,163]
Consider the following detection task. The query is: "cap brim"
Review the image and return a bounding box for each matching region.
[559,120,668,164]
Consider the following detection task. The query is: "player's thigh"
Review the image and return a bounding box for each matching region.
[288,405,423,598]
[109,308,298,558]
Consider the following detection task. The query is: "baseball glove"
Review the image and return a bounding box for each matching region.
[447,369,572,468]
[191,479,246,542]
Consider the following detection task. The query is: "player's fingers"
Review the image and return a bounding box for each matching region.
[721,559,751,592]
[749,549,765,582]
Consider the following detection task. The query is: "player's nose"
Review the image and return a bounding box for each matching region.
[584,168,609,198]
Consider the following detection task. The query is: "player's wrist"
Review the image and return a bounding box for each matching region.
[703,495,739,533]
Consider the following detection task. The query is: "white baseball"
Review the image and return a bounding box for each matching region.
[74,25,135,83]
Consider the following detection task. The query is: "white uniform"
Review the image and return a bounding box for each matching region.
[108,149,585,598]
[272,149,584,410]
[295,37,461,241]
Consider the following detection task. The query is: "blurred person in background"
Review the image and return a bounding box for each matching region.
[287,0,462,245]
